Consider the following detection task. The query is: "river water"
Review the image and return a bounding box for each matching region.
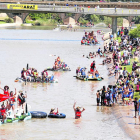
[0,27,130,140]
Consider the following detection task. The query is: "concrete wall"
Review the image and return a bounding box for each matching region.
[63,17,75,25]
[123,18,129,28]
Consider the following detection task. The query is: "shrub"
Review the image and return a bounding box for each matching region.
[4,18,14,23]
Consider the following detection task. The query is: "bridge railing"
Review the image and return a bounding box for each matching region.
[0,3,139,16]
[37,5,140,16]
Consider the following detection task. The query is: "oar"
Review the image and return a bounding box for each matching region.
[26,63,29,70]
[24,80,28,114]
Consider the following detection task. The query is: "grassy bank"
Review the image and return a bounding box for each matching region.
[115,37,121,43]
[119,48,139,99]
[26,19,58,26]
[0,21,6,24]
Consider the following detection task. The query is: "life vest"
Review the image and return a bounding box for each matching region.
[27,70,31,76]
[34,72,38,76]
[4,90,9,96]
[18,94,25,104]
[26,71,30,76]
[10,96,16,102]
[76,111,81,117]
[57,58,60,62]
[45,71,48,76]
[55,61,58,66]
[1,108,6,115]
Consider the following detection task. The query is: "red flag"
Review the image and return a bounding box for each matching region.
[0,94,13,102]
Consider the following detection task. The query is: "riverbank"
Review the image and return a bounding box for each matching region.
[103,31,140,140]
[113,103,140,140]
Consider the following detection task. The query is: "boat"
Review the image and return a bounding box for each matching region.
[14,77,58,83]
[0,94,31,125]
[75,76,104,81]
[46,67,71,71]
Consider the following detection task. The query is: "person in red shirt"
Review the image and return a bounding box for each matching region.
[73,102,85,119]
[90,61,96,73]
[57,56,61,64]
[0,84,9,96]
[0,104,7,123]
[50,108,58,115]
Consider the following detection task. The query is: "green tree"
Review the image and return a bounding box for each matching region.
[129,24,140,38]
[90,15,100,23]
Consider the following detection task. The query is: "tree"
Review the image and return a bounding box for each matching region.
[129,25,140,38]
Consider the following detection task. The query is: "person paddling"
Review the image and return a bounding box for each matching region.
[73,102,85,119]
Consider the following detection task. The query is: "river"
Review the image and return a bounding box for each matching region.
[0,27,130,140]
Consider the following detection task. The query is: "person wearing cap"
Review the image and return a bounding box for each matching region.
[50,108,58,115]
[0,84,9,96]
[0,104,7,123]
[73,102,85,119]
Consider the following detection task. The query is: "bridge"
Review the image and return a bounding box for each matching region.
[0,2,139,34]
[1,1,140,9]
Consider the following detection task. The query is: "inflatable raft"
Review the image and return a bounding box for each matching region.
[48,113,66,118]
[75,76,103,81]
[30,111,47,118]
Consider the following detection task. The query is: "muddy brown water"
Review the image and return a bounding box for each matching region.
[0,27,130,140]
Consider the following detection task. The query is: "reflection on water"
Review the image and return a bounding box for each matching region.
[0,28,130,140]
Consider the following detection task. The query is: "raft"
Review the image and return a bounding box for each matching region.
[46,68,71,71]
[14,77,58,83]
[48,113,66,118]
[75,76,103,81]
[0,106,31,125]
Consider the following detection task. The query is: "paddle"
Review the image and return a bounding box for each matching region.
[24,80,28,114]
[26,63,29,70]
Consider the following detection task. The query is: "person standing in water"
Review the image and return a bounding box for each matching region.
[133,98,138,118]
[138,99,140,124]
[73,102,85,119]
[96,90,100,106]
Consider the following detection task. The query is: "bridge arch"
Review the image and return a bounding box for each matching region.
[7,13,29,24]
